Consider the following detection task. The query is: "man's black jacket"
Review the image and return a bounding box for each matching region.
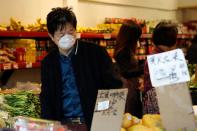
[40,40,122,130]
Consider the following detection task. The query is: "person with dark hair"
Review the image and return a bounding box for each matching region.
[40,7,122,131]
[114,20,143,118]
[143,21,178,114]
[186,34,197,82]
[187,34,197,64]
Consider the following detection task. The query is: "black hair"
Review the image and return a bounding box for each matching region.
[186,34,197,63]
[46,7,77,36]
[114,20,142,59]
[153,21,178,47]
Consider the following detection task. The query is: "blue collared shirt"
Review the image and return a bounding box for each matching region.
[59,52,83,118]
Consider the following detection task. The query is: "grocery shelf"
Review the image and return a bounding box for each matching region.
[141,34,194,39]
[0,31,194,39]
[0,31,48,38]
[177,34,194,39]
[0,31,117,39]
[141,34,152,38]
[0,62,40,71]
[77,32,117,39]
[79,33,151,39]
[135,55,147,60]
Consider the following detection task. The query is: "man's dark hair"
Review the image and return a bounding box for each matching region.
[46,7,77,36]
[153,21,178,47]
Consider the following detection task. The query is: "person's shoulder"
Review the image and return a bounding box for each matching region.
[41,49,58,65]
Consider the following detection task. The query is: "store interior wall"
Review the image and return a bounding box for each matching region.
[77,0,179,27]
[0,0,62,25]
[0,0,196,27]
[181,9,197,22]
[78,0,178,10]
[178,0,197,8]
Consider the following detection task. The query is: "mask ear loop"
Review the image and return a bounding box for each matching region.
[75,40,78,55]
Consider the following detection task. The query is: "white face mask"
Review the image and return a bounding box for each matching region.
[58,34,76,50]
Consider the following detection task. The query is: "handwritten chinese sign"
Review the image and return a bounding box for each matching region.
[95,89,127,116]
[147,49,190,87]
[91,89,128,131]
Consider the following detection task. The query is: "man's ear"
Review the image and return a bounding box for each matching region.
[48,33,54,41]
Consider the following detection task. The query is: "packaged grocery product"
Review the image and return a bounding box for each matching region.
[14,116,67,131]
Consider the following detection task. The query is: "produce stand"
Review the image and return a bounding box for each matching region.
[190,87,197,105]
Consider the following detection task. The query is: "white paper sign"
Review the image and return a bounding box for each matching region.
[147,49,190,87]
[97,100,110,111]
[193,105,197,115]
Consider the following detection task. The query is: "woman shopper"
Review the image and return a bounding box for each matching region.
[114,20,143,118]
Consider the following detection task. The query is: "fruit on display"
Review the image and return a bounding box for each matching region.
[0,17,47,32]
[9,17,25,31]
[0,24,7,31]
[142,114,162,129]
[0,17,194,35]
[121,113,133,128]
[96,24,121,34]
[121,113,141,129]
[121,127,127,131]
[77,25,115,33]
[0,48,16,63]
[27,18,47,32]
[191,74,196,81]
[77,26,101,33]
[127,124,153,131]
[188,64,196,77]
[121,113,164,131]
[0,118,6,128]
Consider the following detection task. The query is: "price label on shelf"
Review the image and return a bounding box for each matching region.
[26,63,32,68]
[103,34,111,39]
[3,63,11,70]
[13,63,19,69]
[180,34,185,39]
[142,34,152,38]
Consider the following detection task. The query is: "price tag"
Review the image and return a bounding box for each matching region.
[18,127,28,131]
[26,63,32,68]
[76,33,81,39]
[180,34,185,39]
[193,106,197,115]
[13,63,19,69]
[103,34,111,39]
[147,49,190,87]
[97,100,110,111]
[142,34,152,38]
[3,63,11,70]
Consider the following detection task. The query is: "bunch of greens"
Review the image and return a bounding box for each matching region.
[188,64,196,77]
[0,91,40,118]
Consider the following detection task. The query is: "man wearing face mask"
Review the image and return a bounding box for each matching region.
[40,7,122,131]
